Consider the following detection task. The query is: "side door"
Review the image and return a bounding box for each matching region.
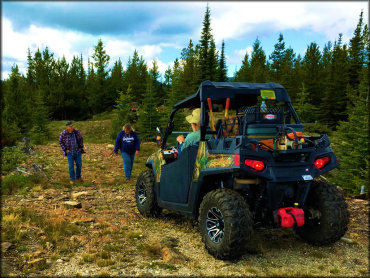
[159,144,199,203]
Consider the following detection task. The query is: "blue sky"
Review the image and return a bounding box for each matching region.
[2,1,368,80]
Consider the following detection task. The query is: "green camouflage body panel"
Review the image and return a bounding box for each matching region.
[192,141,236,181]
[147,149,165,182]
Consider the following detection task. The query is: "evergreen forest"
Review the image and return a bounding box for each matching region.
[1,8,368,194]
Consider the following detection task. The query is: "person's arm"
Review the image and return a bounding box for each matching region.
[134,132,140,152]
[76,129,84,152]
[59,131,67,156]
[114,132,122,154]
[181,133,192,151]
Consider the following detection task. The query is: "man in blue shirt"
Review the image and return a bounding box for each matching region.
[176,108,201,156]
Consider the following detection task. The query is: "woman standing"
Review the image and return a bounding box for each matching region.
[114,124,140,180]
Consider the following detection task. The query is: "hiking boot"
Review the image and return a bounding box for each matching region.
[76,178,84,183]
[70,180,75,185]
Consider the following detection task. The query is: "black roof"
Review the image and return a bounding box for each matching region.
[174,80,291,109]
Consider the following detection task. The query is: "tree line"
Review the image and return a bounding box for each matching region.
[1,8,368,193]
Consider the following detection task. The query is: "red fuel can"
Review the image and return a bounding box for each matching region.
[277,207,305,228]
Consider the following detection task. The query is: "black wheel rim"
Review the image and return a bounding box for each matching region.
[137,181,147,206]
[206,207,225,243]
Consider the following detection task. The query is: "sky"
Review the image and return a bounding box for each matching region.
[1,1,368,80]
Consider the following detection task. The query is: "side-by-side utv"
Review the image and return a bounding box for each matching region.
[135,81,349,260]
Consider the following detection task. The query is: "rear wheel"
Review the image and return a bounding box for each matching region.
[135,170,162,217]
[296,180,349,245]
[199,189,253,260]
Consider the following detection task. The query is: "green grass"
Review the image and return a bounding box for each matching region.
[136,243,162,259]
[96,259,115,267]
[310,250,328,259]
[125,230,144,241]
[1,174,44,195]
[79,254,95,264]
[103,244,121,252]
[47,112,116,144]
[144,262,177,271]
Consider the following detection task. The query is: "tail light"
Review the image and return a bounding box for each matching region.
[234,154,240,166]
[244,159,265,171]
[314,156,331,169]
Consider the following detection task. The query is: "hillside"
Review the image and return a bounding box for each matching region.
[1,119,369,277]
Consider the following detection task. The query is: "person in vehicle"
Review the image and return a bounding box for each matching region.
[176,108,201,156]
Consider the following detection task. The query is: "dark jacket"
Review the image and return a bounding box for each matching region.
[114,130,140,154]
[59,129,85,156]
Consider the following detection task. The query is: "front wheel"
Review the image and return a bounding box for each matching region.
[296,180,349,245]
[135,170,162,217]
[199,189,253,260]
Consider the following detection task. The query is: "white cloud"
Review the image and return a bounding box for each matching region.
[137,45,162,60]
[2,16,166,79]
[2,17,86,62]
[209,2,368,43]
[233,46,253,62]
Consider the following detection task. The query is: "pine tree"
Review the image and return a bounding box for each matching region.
[110,85,135,139]
[348,11,365,90]
[321,34,349,128]
[109,58,125,109]
[86,57,99,115]
[197,5,219,82]
[124,50,148,102]
[302,43,323,111]
[68,54,89,120]
[269,33,286,83]
[208,39,219,81]
[30,91,50,144]
[49,56,69,119]
[233,51,250,82]
[137,62,161,140]
[288,54,304,104]
[179,40,200,98]
[2,65,31,135]
[280,47,295,94]
[217,40,228,81]
[250,38,268,82]
[199,5,212,81]
[90,39,110,113]
[26,48,36,90]
[331,66,369,194]
[294,82,317,123]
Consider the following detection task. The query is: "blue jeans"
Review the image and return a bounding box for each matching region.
[67,151,82,181]
[121,152,135,179]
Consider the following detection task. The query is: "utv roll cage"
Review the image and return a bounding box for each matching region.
[161,80,301,149]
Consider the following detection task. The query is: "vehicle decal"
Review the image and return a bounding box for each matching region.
[260,90,276,100]
[192,141,236,181]
[147,150,166,182]
[264,114,276,120]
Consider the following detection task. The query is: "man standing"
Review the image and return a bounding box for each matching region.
[59,121,85,184]
[114,124,140,180]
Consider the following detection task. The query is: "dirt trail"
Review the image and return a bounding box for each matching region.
[1,143,369,276]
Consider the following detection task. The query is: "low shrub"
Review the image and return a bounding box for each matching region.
[1,146,28,174]
[1,174,43,195]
